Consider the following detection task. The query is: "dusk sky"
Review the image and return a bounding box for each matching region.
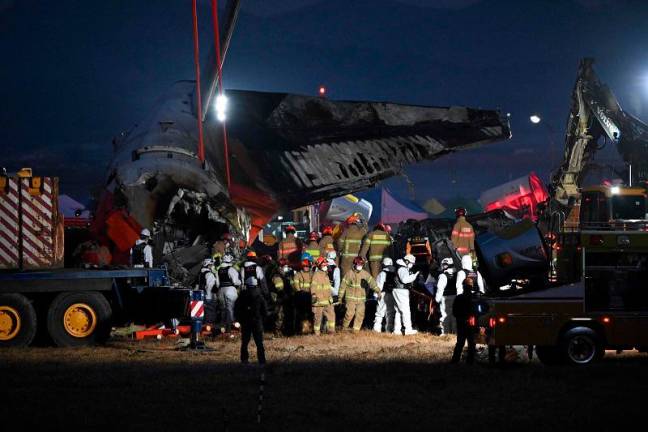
[2,0,648,206]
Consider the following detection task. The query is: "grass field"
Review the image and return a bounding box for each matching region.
[1,332,647,431]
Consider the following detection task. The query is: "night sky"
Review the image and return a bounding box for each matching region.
[2,0,648,207]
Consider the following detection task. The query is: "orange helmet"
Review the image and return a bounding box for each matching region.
[308,231,319,241]
[246,251,257,258]
[346,215,359,225]
[301,259,311,269]
[285,225,296,233]
[352,256,365,267]
[316,256,328,269]
[322,225,333,235]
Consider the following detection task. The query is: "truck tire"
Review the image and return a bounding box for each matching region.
[0,293,37,347]
[535,346,563,365]
[560,327,602,366]
[47,291,112,347]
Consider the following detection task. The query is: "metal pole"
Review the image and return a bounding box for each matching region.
[191,0,206,164]
[211,0,231,189]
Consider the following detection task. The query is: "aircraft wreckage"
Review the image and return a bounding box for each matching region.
[89,0,511,283]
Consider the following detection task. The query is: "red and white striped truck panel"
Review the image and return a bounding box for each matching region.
[0,175,64,270]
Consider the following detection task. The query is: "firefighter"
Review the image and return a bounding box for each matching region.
[216,253,241,333]
[393,254,419,335]
[434,257,457,335]
[235,277,268,365]
[278,225,302,269]
[304,231,321,261]
[131,228,153,268]
[337,215,367,277]
[455,255,485,295]
[360,222,393,279]
[451,276,478,364]
[270,258,294,336]
[451,208,476,260]
[293,258,314,334]
[326,251,341,298]
[373,257,399,333]
[310,257,336,335]
[405,222,432,280]
[339,257,379,332]
[319,225,337,262]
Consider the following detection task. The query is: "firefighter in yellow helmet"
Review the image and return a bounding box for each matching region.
[337,214,367,277]
[451,208,475,259]
[310,257,336,335]
[360,222,392,279]
[339,256,380,332]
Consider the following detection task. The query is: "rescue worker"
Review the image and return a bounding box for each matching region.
[236,276,267,365]
[131,228,153,268]
[434,257,457,335]
[451,276,478,364]
[304,231,321,261]
[216,253,241,333]
[319,225,337,262]
[326,251,343,328]
[360,222,392,279]
[199,258,218,325]
[310,257,336,335]
[278,225,302,269]
[339,257,379,332]
[337,215,368,277]
[455,255,485,295]
[405,222,432,280]
[451,208,476,259]
[293,258,314,334]
[241,251,268,295]
[392,254,419,335]
[373,257,399,333]
[271,258,294,335]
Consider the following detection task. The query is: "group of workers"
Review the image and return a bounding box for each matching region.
[131,208,484,365]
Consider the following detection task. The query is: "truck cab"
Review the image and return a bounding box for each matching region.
[482,185,648,364]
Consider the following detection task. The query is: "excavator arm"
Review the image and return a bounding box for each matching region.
[552,58,648,206]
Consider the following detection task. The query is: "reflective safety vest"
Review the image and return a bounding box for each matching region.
[293,270,313,292]
[218,266,234,287]
[279,236,301,259]
[340,269,378,303]
[408,236,430,258]
[451,217,475,256]
[461,270,479,294]
[199,267,212,290]
[394,266,413,290]
[244,263,259,286]
[361,229,392,262]
[132,243,146,266]
[305,241,321,260]
[272,273,292,295]
[310,271,333,306]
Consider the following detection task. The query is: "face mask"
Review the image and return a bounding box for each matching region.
[321,266,328,272]
[282,266,290,273]
[407,263,414,269]
[355,266,363,272]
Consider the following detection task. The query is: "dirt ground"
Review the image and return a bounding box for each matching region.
[1,332,647,431]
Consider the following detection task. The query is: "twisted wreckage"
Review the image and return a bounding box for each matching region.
[89,1,511,282]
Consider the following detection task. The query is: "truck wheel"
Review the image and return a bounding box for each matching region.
[47,292,112,347]
[0,294,37,347]
[560,327,601,365]
[535,346,563,365]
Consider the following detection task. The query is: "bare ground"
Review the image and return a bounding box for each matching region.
[1,332,648,431]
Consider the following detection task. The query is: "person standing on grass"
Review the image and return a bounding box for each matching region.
[236,280,268,365]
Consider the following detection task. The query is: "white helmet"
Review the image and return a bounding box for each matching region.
[222,254,234,264]
[440,257,454,269]
[403,254,416,265]
[140,228,151,237]
[461,255,473,271]
[326,251,337,260]
[382,257,393,267]
[202,258,213,267]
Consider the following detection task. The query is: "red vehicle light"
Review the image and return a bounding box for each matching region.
[602,316,611,324]
[468,316,476,327]
[488,318,496,328]
[498,316,507,324]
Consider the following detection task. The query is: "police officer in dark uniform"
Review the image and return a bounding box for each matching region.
[237,252,268,365]
[451,276,478,364]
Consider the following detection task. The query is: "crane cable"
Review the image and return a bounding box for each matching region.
[211,0,232,189]
[191,0,206,164]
